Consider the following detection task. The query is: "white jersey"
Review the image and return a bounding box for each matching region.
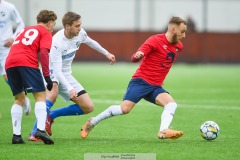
[0,0,24,76]
[0,0,24,49]
[50,28,109,92]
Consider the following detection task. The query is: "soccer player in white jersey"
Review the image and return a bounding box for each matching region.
[28,11,116,141]
[0,0,31,115]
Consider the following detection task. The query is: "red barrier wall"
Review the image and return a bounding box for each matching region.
[72,31,240,63]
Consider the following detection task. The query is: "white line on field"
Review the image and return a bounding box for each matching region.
[91,99,240,110]
[89,88,240,94]
[0,98,239,110]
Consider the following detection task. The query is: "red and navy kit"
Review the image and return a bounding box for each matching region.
[132,34,183,86]
[5,25,52,76]
[5,25,52,95]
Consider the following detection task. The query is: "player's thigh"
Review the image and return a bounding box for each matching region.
[58,75,85,102]
[123,78,153,103]
[72,92,94,110]
[19,67,45,93]
[14,91,26,106]
[46,82,59,103]
[32,91,46,102]
[6,67,25,96]
[120,100,136,114]
[155,92,175,107]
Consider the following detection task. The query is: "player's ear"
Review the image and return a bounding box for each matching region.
[45,21,52,31]
[46,21,51,27]
[65,24,71,30]
[171,25,176,32]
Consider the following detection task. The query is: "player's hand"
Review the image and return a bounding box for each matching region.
[106,53,116,65]
[69,89,78,100]
[44,76,53,91]
[134,51,144,59]
[3,38,14,47]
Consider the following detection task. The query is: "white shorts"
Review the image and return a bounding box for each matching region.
[0,48,10,76]
[51,74,85,102]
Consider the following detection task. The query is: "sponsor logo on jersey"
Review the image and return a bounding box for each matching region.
[62,51,75,60]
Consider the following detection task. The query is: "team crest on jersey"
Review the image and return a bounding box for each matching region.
[163,45,167,50]
[76,41,80,48]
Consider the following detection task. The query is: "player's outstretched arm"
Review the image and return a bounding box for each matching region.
[106,53,116,64]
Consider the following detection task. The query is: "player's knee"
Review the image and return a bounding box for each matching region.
[83,104,94,114]
[18,99,25,106]
[14,96,25,106]
[120,102,134,114]
[85,107,94,114]
[121,107,131,114]
[47,92,58,102]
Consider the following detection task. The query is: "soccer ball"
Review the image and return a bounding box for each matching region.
[200,121,220,140]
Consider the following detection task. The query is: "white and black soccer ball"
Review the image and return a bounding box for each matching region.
[200,121,220,140]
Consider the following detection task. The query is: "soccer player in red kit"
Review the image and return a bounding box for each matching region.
[5,10,57,144]
[81,17,187,140]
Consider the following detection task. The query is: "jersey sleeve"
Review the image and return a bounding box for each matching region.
[40,48,50,77]
[81,28,109,56]
[138,36,157,56]
[50,43,74,92]
[79,28,88,42]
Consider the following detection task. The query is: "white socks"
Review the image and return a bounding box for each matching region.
[35,102,47,131]
[11,104,23,135]
[91,105,123,125]
[11,101,47,135]
[90,103,177,131]
[159,102,177,131]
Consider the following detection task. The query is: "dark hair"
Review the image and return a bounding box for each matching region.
[169,17,186,26]
[62,12,81,27]
[37,10,57,23]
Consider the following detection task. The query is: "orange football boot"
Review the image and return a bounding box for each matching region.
[158,129,184,140]
[80,118,95,139]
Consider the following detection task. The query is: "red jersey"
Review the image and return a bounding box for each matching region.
[132,34,183,86]
[5,25,52,70]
